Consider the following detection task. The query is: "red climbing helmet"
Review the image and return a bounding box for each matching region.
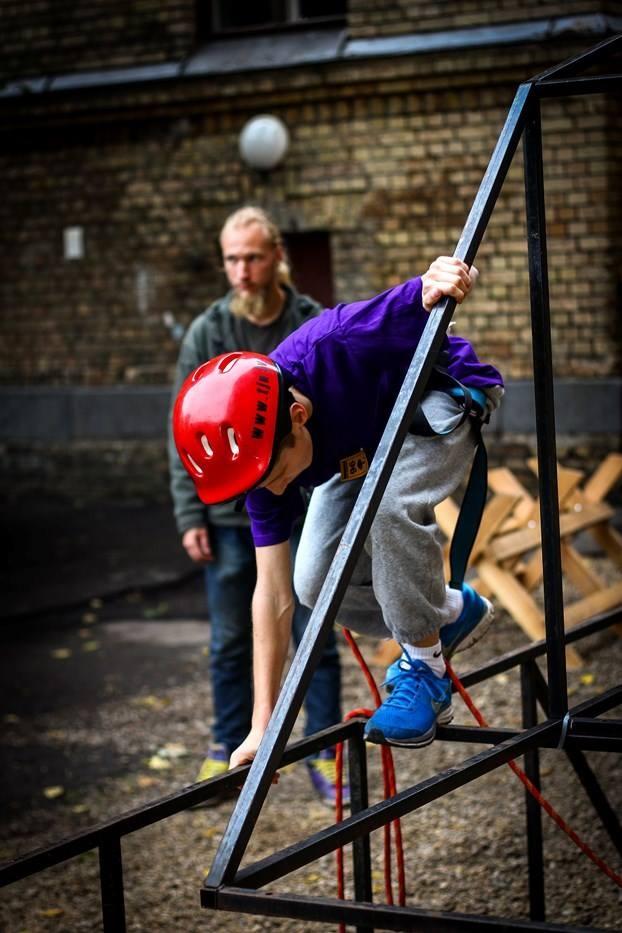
[172,351,292,504]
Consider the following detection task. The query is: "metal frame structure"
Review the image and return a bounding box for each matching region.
[1,36,621,933]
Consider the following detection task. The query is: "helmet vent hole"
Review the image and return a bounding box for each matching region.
[219,353,242,374]
[227,427,240,457]
[200,435,214,457]
[186,453,203,476]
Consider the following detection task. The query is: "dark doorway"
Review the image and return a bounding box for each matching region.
[284,231,335,308]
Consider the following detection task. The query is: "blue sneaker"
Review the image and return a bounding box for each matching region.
[364,659,453,748]
[440,584,494,659]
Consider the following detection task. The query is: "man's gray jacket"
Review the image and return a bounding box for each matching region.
[168,286,321,535]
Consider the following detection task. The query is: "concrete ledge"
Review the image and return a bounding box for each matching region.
[0,380,620,441]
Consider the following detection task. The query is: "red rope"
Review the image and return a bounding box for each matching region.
[335,630,406,929]
[445,659,622,889]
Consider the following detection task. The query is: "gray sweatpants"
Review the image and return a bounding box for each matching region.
[293,392,478,646]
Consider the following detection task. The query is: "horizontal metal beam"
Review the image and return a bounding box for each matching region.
[228,719,558,891]
[536,74,622,96]
[0,720,357,888]
[459,607,622,689]
[207,887,611,932]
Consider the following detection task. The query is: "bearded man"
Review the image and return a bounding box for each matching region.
[168,207,344,805]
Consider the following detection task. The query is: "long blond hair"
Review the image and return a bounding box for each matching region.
[220,206,292,287]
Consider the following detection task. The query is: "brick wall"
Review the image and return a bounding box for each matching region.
[1,60,620,388]
[1,6,620,504]
[348,0,622,38]
[0,0,195,81]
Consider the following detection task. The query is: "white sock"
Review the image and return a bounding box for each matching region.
[403,640,446,678]
[442,586,464,626]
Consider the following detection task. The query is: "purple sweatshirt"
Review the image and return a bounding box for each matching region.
[246,277,503,546]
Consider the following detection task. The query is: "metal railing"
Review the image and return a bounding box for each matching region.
[1,34,621,933]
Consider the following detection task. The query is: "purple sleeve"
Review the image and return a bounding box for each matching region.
[273,278,428,399]
[245,484,305,547]
[446,334,504,388]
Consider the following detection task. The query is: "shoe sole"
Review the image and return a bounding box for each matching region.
[444,598,495,659]
[363,704,454,749]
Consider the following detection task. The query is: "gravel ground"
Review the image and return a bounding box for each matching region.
[1,573,621,932]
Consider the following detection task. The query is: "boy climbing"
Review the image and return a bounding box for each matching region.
[173,256,503,769]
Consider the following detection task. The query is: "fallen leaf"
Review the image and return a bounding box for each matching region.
[202,827,220,839]
[147,755,172,771]
[305,873,321,883]
[51,649,72,660]
[157,743,188,760]
[81,612,97,625]
[580,673,595,686]
[134,694,171,710]
[38,907,64,918]
[43,786,65,799]
[82,641,100,652]
[89,597,103,609]
[3,713,20,724]
[136,775,159,788]
[71,804,88,814]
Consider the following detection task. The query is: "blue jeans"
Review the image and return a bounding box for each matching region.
[205,523,342,755]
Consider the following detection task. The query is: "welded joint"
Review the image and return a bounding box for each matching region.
[557,712,571,749]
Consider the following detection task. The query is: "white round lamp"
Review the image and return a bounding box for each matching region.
[239,114,290,171]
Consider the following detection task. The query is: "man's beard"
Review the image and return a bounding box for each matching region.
[230,287,271,322]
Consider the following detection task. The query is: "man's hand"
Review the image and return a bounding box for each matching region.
[182,526,213,563]
[229,729,280,784]
[422,256,479,311]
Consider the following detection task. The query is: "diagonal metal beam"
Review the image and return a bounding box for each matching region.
[530,32,622,83]
[225,720,559,892]
[204,80,535,891]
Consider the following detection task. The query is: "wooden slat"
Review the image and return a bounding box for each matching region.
[588,523,622,570]
[435,497,460,540]
[487,502,613,563]
[564,581,622,628]
[471,494,521,561]
[560,543,605,596]
[477,559,583,668]
[582,453,622,504]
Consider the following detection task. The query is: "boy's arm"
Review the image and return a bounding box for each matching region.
[229,540,295,769]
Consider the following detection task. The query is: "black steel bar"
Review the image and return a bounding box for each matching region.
[228,721,559,891]
[0,718,360,888]
[530,33,622,83]
[536,75,622,97]
[437,725,622,753]
[569,718,622,739]
[532,667,622,855]
[209,887,612,932]
[347,724,374,932]
[459,607,621,690]
[521,662,545,921]
[204,79,535,893]
[523,95,568,719]
[99,834,126,933]
[228,686,622,891]
[437,725,518,744]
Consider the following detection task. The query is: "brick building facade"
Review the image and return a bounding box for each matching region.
[1,2,621,503]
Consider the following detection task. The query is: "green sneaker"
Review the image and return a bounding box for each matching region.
[194,743,238,808]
